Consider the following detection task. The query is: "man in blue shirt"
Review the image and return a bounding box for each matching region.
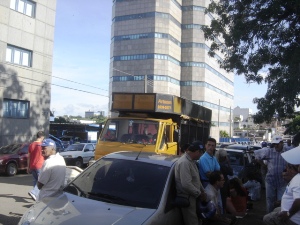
[198,138,220,187]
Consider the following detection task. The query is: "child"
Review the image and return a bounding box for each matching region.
[243,173,261,201]
[226,177,248,217]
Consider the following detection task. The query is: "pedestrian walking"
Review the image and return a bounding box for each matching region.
[27,131,45,200]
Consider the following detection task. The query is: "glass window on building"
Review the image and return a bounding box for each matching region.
[3,99,30,119]
[10,0,36,17]
[6,45,32,67]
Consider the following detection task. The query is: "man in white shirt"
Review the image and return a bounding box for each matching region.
[263,146,300,225]
[37,139,66,201]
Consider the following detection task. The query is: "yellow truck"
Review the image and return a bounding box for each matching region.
[93,92,212,160]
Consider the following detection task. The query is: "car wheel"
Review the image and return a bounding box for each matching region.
[75,158,83,168]
[6,163,17,176]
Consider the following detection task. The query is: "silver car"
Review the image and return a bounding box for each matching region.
[19,152,183,225]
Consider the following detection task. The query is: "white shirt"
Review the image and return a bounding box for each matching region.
[38,153,66,201]
[281,174,300,224]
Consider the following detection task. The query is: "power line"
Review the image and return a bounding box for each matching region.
[1,62,109,92]
[0,72,108,97]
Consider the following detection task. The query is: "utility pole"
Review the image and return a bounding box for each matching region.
[229,106,232,137]
[144,74,147,93]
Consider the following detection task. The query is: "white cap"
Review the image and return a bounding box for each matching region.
[271,135,283,144]
[281,146,300,165]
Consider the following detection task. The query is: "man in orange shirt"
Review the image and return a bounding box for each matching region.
[27,131,45,200]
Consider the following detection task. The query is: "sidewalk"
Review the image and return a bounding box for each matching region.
[237,189,266,225]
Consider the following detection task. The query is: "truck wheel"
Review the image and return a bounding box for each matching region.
[6,163,17,176]
[75,158,83,168]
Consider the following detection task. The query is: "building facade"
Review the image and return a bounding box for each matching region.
[0,0,57,145]
[109,0,234,137]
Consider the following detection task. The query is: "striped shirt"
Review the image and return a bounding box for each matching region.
[263,148,287,187]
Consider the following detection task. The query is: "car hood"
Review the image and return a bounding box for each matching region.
[22,193,155,225]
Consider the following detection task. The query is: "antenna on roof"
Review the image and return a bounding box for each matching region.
[135,143,147,160]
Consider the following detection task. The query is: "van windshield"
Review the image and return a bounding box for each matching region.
[100,119,159,145]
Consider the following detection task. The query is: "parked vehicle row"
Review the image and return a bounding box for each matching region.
[0,138,94,176]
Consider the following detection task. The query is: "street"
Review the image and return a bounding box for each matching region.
[0,173,266,225]
[0,173,34,225]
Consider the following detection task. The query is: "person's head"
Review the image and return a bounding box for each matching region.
[229,177,246,197]
[281,146,300,173]
[261,141,267,148]
[180,143,190,155]
[283,163,299,182]
[41,139,56,159]
[186,143,204,160]
[208,171,225,189]
[205,138,217,156]
[271,135,283,152]
[216,149,227,162]
[36,131,45,140]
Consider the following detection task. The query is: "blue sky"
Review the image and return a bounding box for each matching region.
[51,0,268,117]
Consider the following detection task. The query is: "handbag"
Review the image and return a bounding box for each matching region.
[173,195,190,208]
[197,200,216,219]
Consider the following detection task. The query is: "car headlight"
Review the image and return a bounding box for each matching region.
[18,207,36,225]
[63,155,73,158]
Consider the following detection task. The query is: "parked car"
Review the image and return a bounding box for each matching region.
[220,148,261,182]
[216,142,235,150]
[225,144,262,151]
[0,143,29,176]
[60,143,95,168]
[60,136,82,148]
[19,152,183,225]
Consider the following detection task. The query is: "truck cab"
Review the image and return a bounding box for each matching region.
[93,92,212,161]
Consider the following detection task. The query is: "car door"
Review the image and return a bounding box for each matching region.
[18,144,29,169]
[82,144,95,164]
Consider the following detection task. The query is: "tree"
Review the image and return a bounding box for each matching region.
[203,0,300,123]
[220,130,229,137]
[234,116,241,122]
[54,116,69,123]
[284,115,300,134]
[92,115,107,124]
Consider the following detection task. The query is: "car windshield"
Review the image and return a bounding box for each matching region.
[100,119,159,145]
[0,144,22,154]
[64,158,170,208]
[64,144,84,151]
[227,151,245,166]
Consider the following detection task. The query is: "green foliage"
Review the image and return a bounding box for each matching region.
[54,116,69,123]
[203,0,300,123]
[234,116,241,122]
[92,115,107,124]
[286,115,300,134]
[220,130,229,137]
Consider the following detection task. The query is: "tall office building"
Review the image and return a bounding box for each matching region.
[0,0,57,145]
[110,0,234,136]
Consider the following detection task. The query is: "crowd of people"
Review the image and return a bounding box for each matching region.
[175,136,300,225]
